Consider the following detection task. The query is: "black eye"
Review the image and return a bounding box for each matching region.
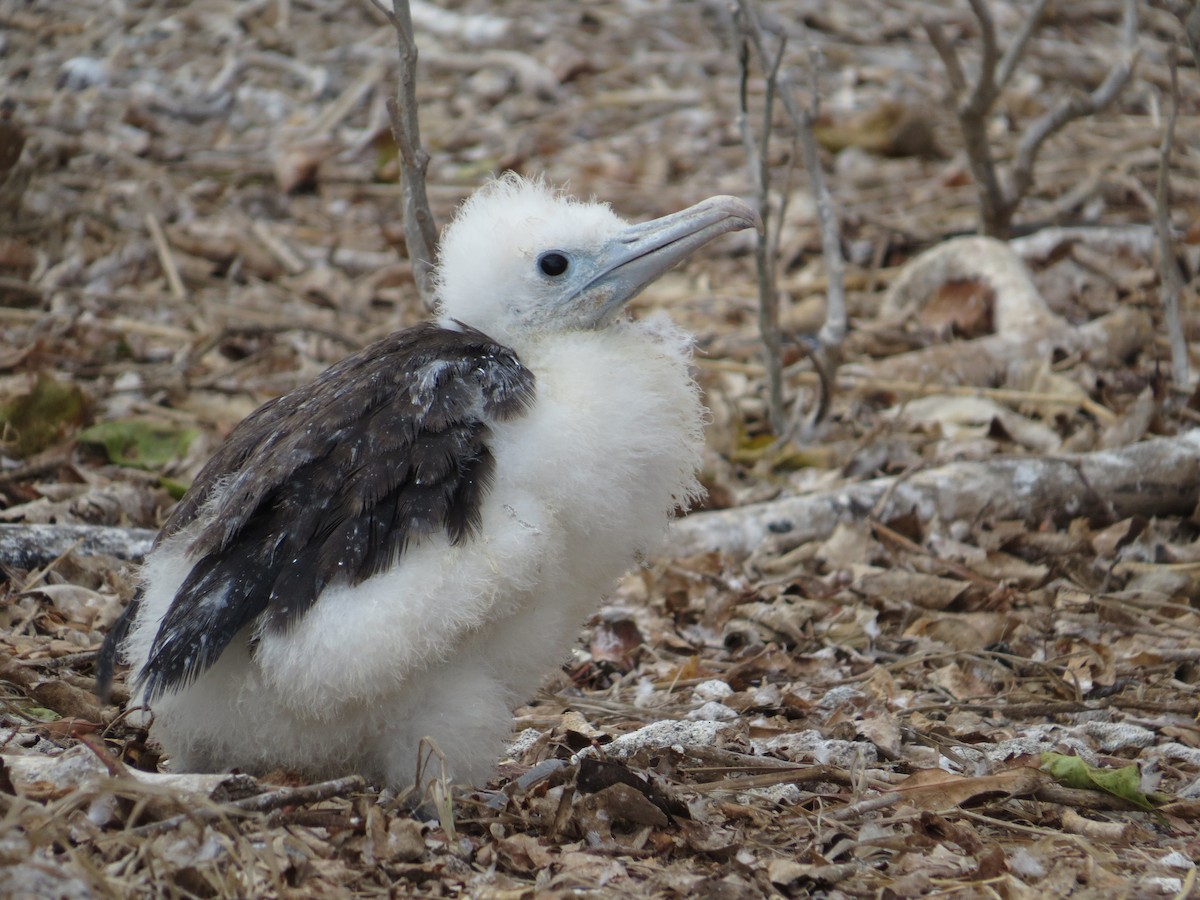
[538,252,570,277]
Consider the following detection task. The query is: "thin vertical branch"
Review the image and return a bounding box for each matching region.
[363,0,439,309]
[1155,47,1188,390]
[925,11,1007,237]
[963,0,999,117]
[798,45,845,356]
[733,0,845,438]
[736,5,787,434]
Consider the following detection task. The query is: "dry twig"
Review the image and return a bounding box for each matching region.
[729,1,846,437]
[669,430,1200,557]
[733,2,787,434]
[0,523,156,568]
[363,0,439,308]
[1154,46,1188,390]
[926,0,1138,237]
[128,774,366,837]
[1184,4,1200,73]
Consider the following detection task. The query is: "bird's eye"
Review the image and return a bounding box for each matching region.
[538,252,570,277]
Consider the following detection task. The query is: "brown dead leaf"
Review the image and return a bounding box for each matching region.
[495,832,554,873]
[272,137,334,194]
[586,782,669,828]
[386,817,426,863]
[589,614,643,670]
[973,843,1009,880]
[856,712,902,758]
[558,710,606,751]
[676,818,738,856]
[20,583,117,630]
[914,811,985,854]
[0,655,104,722]
[815,521,879,571]
[1091,516,1146,559]
[859,666,899,703]
[906,612,1014,652]
[1060,642,1115,693]
[894,766,1049,810]
[918,279,994,338]
[858,570,971,611]
[0,237,35,295]
[1099,387,1156,450]
[166,222,285,281]
[0,120,25,182]
[971,551,1048,586]
[926,662,995,700]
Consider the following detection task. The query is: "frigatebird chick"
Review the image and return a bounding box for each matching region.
[98,175,755,789]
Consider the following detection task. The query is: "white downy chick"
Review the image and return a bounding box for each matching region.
[98,175,755,789]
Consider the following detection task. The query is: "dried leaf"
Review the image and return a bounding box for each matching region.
[894,766,1049,810]
[0,375,88,457]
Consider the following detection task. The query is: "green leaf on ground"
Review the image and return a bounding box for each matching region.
[78,418,198,472]
[1040,752,1165,812]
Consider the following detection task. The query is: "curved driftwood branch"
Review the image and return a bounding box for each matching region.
[669,430,1200,558]
[866,236,1153,386]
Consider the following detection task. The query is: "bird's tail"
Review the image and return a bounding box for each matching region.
[94,590,141,703]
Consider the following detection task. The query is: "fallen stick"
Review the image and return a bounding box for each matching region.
[854,304,1154,387]
[128,774,367,837]
[668,430,1200,558]
[0,524,157,568]
[868,236,1154,386]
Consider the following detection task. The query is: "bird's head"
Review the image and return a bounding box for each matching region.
[434,175,757,346]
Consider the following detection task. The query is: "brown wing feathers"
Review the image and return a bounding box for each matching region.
[121,323,534,700]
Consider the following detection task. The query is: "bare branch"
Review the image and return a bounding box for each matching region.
[1009,0,1139,209]
[928,0,1137,238]
[362,0,396,26]
[964,0,999,115]
[994,0,1048,92]
[669,431,1200,559]
[0,523,156,568]
[1185,3,1200,74]
[802,48,845,355]
[924,21,968,96]
[925,5,1006,236]
[734,0,846,437]
[130,775,367,837]
[760,28,787,432]
[734,0,786,433]
[377,0,439,310]
[1155,46,1188,390]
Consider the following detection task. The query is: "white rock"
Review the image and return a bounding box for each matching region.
[687,701,737,722]
[692,679,733,704]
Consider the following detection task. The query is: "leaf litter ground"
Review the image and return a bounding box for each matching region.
[1,0,1199,896]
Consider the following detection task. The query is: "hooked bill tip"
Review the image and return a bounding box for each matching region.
[701,195,762,235]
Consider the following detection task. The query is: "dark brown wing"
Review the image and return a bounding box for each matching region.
[134,322,535,700]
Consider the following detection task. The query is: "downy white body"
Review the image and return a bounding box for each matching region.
[114,176,752,788]
[124,320,702,786]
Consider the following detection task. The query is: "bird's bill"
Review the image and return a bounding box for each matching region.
[578,195,759,325]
